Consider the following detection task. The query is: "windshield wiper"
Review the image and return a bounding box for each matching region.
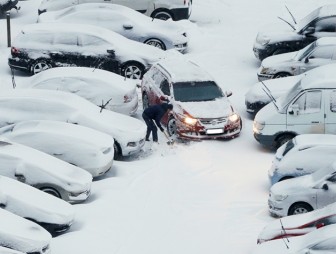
[261,80,279,111]
[285,5,297,25]
[277,16,295,30]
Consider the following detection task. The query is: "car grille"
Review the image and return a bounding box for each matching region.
[199,117,226,125]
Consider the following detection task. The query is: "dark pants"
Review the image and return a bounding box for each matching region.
[142,112,158,142]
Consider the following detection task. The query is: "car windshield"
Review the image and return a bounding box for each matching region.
[282,138,295,156]
[311,164,335,183]
[172,81,224,102]
[295,7,320,32]
[278,79,303,110]
[293,42,316,61]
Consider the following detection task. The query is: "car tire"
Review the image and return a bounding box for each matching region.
[40,187,61,199]
[113,141,122,161]
[144,39,166,50]
[167,116,177,138]
[275,134,295,149]
[121,62,145,80]
[273,72,291,79]
[151,9,173,20]
[30,60,52,75]
[288,202,313,216]
[142,93,149,110]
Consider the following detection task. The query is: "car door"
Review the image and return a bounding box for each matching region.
[51,33,80,67]
[298,46,335,74]
[159,78,172,125]
[111,0,149,12]
[316,174,336,209]
[147,68,165,105]
[286,89,325,134]
[325,90,336,134]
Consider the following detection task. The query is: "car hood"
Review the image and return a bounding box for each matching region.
[270,174,313,196]
[257,21,301,44]
[261,52,297,67]
[177,98,234,118]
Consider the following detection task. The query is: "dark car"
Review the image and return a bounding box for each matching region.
[0,0,19,13]
[253,5,336,61]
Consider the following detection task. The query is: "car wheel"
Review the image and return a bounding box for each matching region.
[40,187,61,199]
[275,134,295,149]
[144,39,166,50]
[121,62,145,80]
[167,116,177,138]
[113,141,122,161]
[288,202,313,216]
[151,10,173,20]
[273,72,291,79]
[142,93,149,110]
[31,60,51,75]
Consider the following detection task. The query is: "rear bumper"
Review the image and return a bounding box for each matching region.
[171,7,190,20]
[8,57,31,73]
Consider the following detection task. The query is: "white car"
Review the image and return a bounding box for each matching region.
[269,134,336,185]
[0,247,24,254]
[0,139,92,203]
[258,202,336,244]
[0,209,51,254]
[268,160,336,217]
[257,37,336,81]
[37,4,188,52]
[38,0,192,21]
[21,67,139,115]
[0,120,114,177]
[253,224,336,254]
[0,89,146,158]
[0,176,75,235]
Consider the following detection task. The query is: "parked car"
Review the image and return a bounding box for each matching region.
[8,23,166,79]
[0,247,24,254]
[245,75,302,115]
[0,175,75,235]
[21,67,139,116]
[37,4,188,52]
[253,224,336,254]
[269,134,336,185]
[0,208,51,254]
[0,120,114,177]
[38,0,192,21]
[141,57,242,140]
[253,5,336,61]
[0,139,92,203]
[0,89,146,158]
[257,37,336,81]
[268,160,336,217]
[0,0,19,13]
[253,63,336,149]
[257,202,336,244]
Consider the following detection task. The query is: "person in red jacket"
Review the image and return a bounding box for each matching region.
[142,103,173,143]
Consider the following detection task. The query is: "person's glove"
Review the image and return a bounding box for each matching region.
[159,127,164,132]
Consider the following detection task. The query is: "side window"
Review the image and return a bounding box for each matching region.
[160,79,170,96]
[327,174,336,182]
[309,46,334,59]
[315,17,336,32]
[79,35,109,47]
[310,238,336,251]
[53,33,78,46]
[330,90,336,112]
[293,90,322,114]
[152,71,165,87]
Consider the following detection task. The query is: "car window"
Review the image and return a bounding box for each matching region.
[160,79,170,96]
[53,33,78,46]
[330,90,336,112]
[152,70,165,87]
[315,17,336,32]
[310,238,336,251]
[309,46,334,59]
[79,34,110,47]
[293,90,322,114]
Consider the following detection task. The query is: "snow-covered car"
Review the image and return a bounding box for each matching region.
[253,224,336,254]
[245,75,302,115]
[269,134,336,185]
[0,89,146,158]
[141,57,242,140]
[0,120,114,177]
[38,0,192,21]
[253,5,336,61]
[37,4,188,52]
[257,37,336,81]
[0,175,75,235]
[0,247,24,254]
[8,23,166,79]
[21,67,138,116]
[0,140,92,203]
[257,202,336,244]
[268,160,336,217]
[0,0,19,13]
[0,208,51,254]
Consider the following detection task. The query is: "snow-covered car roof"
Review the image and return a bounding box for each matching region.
[0,120,114,177]
[317,4,336,18]
[0,175,75,226]
[0,246,24,254]
[293,134,336,149]
[0,209,51,253]
[22,67,138,114]
[315,36,336,46]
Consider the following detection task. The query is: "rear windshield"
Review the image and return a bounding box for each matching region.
[282,138,295,156]
[173,81,223,102]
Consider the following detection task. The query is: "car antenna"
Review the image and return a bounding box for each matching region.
[99,98,112,113]
[261,80,279,111]
[277,16,295,30]
[10,68,16,89]
[279,218,290,249]
[285,5,297,25]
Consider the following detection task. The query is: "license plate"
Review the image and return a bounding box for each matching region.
[206,128,224,134]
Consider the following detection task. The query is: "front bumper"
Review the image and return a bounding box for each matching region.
[37,221,73,236]
[174,42,188,53]
[68,188,91,203]
[90,159,113,178]
[122,138,145,156]
[253,45,272,61]
[254,132,276,149]
[268,198,287,217]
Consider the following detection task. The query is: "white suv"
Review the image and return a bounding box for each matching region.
[38,0,192,21]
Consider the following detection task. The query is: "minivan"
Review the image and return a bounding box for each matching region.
[253,63,336,149]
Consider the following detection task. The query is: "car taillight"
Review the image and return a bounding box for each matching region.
[11,47,19,55]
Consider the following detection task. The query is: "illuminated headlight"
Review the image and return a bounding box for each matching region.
[184,116,197,125]
[127,142,137,147]
[253,120,265,131]
[260,67,270,74]
[274,194,288,201]
[228,113,239,122]
[256,35,270,46]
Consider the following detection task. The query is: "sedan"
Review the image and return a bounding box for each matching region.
[0,89,146,158]
[0,209,51,254]
[21,67,138,116]
[0,176,75,235]
[0,139,92,203]
[0,120,114,177]
[257,37,336,81]
[37,4,188,52]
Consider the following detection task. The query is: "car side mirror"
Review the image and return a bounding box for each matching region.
[303,27,315,36]
[304,57,309,63]
[322,183,329,190]
[225,90,232,97]
[288,104,299,116]
[123,23,133,30]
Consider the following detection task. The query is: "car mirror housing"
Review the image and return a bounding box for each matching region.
[123,23,134,30]
[322,183,329,191]
[303,27,315,36]
[288,104,299,116]
[304,57,309,63]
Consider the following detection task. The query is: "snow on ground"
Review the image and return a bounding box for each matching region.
[1,0,336,253]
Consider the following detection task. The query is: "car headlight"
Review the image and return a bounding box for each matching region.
[253,120,265,131]
[184,116,197,125]
[274,194,288,201]
[257,35,270,46]
[228,113,239,123]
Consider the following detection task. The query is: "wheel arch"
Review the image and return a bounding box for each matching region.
[150,8,174,20]
[273,131,297,149]
[288,201,314,216]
